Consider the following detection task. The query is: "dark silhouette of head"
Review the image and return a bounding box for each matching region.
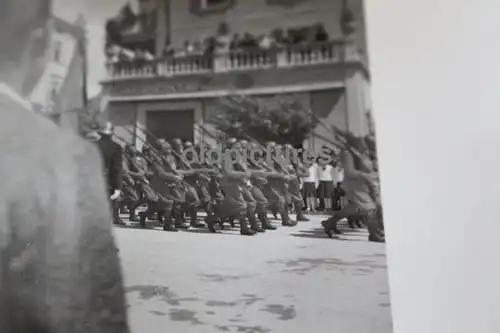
[171,138,183,153]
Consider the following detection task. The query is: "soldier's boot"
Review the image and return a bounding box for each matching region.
[173,205,189,229]
[113,207,126,226]
[294,201,309,222]
[189,207,205,228]
[355,216,365,229]
[138,211,148,229]
[347,216,357,229]
[321,216,342,238]
[203,203,218,233]
[248,213,265,233]
[258,210,276,230]
[239,215,256,236]
[157,210,165,224]
[211,203,225,230]
[128,204,139,221]
[163,208,178,232]
[281,208,297,227]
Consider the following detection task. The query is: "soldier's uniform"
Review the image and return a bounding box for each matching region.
[285,161,309,222]
[122,146,150,221]
[121,153,140,221]
[246,143,278,230]
[217,140,256,236]
[321,149,385,242]
[95,124,124,225]
[264,144,297,227]
[171,138,204,228]
[189,142,222,232]
[156,139,190,229]
[139,147,178,231]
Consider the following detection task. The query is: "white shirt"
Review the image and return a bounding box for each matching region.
[333,166,344,183]
[317,164,334,182]
[301,163,318,183]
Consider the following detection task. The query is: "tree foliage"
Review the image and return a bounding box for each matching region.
[206,95,314,147]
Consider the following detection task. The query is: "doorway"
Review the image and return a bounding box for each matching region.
[146,109,194,144]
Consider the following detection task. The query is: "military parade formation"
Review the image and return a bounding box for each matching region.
[87,121,385,242]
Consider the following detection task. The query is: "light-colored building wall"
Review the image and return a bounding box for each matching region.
[29,22,77,112]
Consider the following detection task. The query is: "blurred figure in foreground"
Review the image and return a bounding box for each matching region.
[0,1,130,332]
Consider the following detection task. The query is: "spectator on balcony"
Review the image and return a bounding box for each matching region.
[105,43,120,63]
[259,34,274,50]
[229,33,241,50]
[186,41,195,54]
[271,28,289,47]
[202,36,217,56]
[239,32,258,49]
[144,51,154,61]
[191,41,204,55]
[214,21,231,55]
[314,24,329,42]
[162,45,175,59]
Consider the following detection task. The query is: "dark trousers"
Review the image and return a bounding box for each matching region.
[109,189,120,223]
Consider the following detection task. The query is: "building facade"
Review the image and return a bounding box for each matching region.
[28,14,86,131]
[101,0,372,150]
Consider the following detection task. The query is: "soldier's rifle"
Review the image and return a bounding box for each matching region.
[79,112,184,187]
[133,124,214,183]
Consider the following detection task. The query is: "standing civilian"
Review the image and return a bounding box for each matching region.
[317,158,335,211]
[301,159,318,212]
[333,160,344,210]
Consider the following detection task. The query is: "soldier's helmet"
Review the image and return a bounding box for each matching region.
[238,140,248,149]
[184,141,193,149]
[226,137,238,149]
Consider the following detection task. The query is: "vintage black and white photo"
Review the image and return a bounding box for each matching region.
[0,0,391,332]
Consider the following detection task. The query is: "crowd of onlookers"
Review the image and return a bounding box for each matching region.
[105,22,330,64]
[300,157,345,213]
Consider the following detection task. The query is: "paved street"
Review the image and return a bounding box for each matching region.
[114,213,392,333]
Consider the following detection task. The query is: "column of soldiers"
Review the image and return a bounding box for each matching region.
[86,122,384,242]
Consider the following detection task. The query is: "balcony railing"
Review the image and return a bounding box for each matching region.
[105,40,363,81]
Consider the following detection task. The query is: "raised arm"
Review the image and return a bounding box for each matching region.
[151,156,180,182]
[341,150,372,181]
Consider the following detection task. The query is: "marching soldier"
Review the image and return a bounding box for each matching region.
[157,139,190,229]
[246,141,278,230]
[139,144,179,231]
[283,144,309,222]
[217,138,256,236]
[235,140,264,233]
[264,143,297,227]
[122,145,147,221]
[95,122,125,226]
[321,136,385,242]
[171,138,205,228]
[187,141,222,232]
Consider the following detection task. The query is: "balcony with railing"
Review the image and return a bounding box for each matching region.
[104,40,365,81]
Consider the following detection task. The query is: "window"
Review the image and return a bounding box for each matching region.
[54,41,62,63]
